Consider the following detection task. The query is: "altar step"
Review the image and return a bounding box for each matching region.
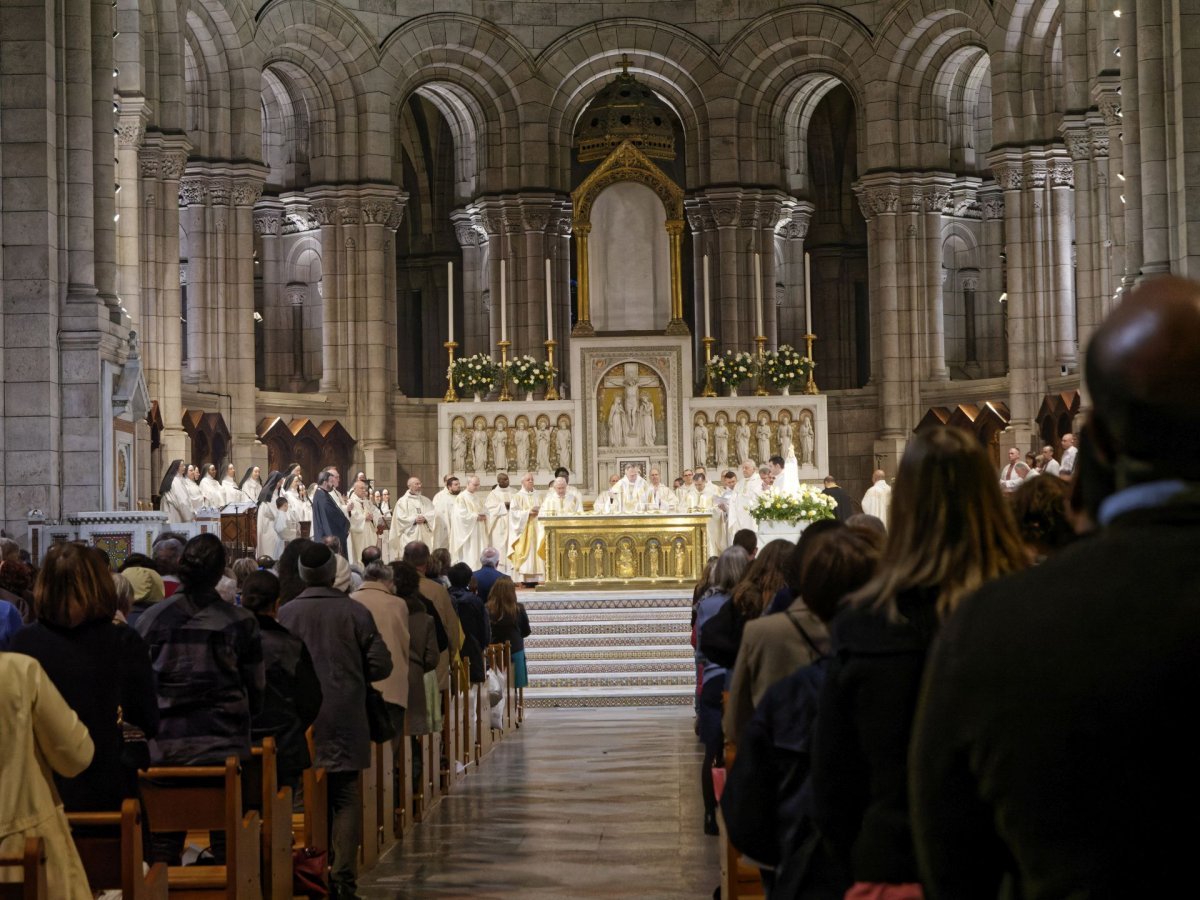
[521,589,696,708]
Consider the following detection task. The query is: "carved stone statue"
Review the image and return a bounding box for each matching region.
[471,421,489,471]
[554,417,571,468]
[713,414,730,467]
[800,416,816,467]
[451,420,468,472]
[601,362,658,446]
[513,420,531,474]
[735,416,751,465]
[693,416,709,467]
[608,396,627,447]
[777,415,794,457]
[756,416,772,465]
[536,419,553,471]
[639,393,656,446]
[491,421,509,472]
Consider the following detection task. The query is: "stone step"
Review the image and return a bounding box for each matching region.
[525,607,691,624]
[523,685,695,708]
[530,658,696,676]
[526,644,695,661]
[528,671,696,689]
[525,618,690,636]
[519,594,694,612]
[525,631,689,649]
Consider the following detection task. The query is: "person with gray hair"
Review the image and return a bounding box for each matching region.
[693,545,751,834]
[152,536,185,597]
[278,543,391,899]
[472,545,506,603]
[351,561,410,756]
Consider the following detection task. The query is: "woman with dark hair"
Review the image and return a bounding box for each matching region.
[1011,473,1077,563]
[693,545,751,835]
[486,579,532,687]
[811,428,1026,897]
[428,547,452,587]
[134,533,266,864]
[9,543,159,811]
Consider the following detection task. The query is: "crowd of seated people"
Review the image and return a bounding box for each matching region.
[702,277,1200,898]
[0,512,532,900]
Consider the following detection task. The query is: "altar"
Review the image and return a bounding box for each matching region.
[538,513,710,590]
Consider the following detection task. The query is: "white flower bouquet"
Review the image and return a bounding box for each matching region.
[505,355,552,391]
[750,483,837,524]
[706,350,757,389]
[451,353,500,394]
[762,344,814,389]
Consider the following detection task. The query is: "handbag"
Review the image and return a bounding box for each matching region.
[292,846,329,898]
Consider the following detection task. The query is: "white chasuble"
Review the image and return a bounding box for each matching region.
[645,483,678,512]
[346,494,377,565]
[613,477,648,514]
[507,489,543,579]
[484,487,514,573]
[540,492,582,517]
[450,490,489,569]
[431,489,455,551]
[389,492,436,561]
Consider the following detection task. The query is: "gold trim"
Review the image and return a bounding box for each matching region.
[571,141,688,336]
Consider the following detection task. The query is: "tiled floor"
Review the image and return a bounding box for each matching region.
[361,707,720,899]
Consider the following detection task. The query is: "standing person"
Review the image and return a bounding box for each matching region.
[158,459,193,523]
[861,469,892,530]
[446,563,491,684]
[911,277,1200,899]
[471,547,505,603]
[240,570,322,792]
[693,546,751,835]
[350,563,410,748]
[430,475,459,552]
[1038,444,1062,477]
[278,543,392,900]
[999,446,1030,492]
[256,470,284,556]
[389,562,440,793]
[222,463,247,504]
[240,465,264,503]
[312,468,351,557]
[402,542,463,697]
[484,473,515,574]
[346,480,378,565]
[134,534,266,864]
[199,463,225,508]
[507,473,543,585]
[1058,431,1078,476]
[0,653,95,900]
[9,543,159,812]
[553,467,584,508]
[821,475,858,522]
[390,476,436,560]
[449,475,490,568]
[811,428,1026,896]
[486,578,532,689]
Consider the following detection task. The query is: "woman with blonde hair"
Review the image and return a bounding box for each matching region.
[811,427,1026,898]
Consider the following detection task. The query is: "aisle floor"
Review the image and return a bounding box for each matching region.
[361,707,720,899]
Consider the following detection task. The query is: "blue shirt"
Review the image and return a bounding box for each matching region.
[694,590,732,686]
[1098,480,1188,526]
[0,599,22,650]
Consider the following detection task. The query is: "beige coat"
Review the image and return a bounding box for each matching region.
[419,576,463,690]
[350,582,411,707]
[723,599,831,745]
[0,654,95,900]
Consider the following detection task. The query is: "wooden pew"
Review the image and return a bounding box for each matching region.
[247,739,293,900]
[457,659,474,769]
[375,737,397,850]
[719,707,766,899]
[502,642,515,730]
[393,730,412,839]
[438,687,454,794]
[68,799,168,900]
[297,763,328,855]
[139,757,262,899]
[411,733,434,824]
[0,837,46,900]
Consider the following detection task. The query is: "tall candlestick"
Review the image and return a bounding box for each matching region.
[754,251,763,337]
[447,260,454,344]
[703,253,712,337]
[804,251,812,334]
[545,257,553,338]
[499,257,507,342]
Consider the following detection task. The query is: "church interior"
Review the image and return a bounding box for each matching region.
[1,0,1197,896]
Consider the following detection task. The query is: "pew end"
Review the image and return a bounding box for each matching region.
[68,798,168,900]
[248,738,295,900]
[0,837,46,900]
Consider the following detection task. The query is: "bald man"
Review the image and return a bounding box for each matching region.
[389,476,435,562]
[911,277,1200,898]
[861,469,891,530]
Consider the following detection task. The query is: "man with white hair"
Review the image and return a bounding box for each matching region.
[507,473,543,585]
[472,547,505,603]
[645,468,677,512]
[541,477,583,516]
[612,463,649,513]
[389,476,435,562]
[861,469,892,530]
[728,460,762,535]
[450,475,491,568]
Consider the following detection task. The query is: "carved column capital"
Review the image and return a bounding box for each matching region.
[253,210,282,236]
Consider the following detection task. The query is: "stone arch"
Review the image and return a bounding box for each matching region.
[990,0,1065,145]
[539,22,719,191]
[724,9,873,185]
[380,15,535,194]
[181,0,260,161]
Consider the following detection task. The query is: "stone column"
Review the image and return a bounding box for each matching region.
[1063,117,1101,355]
[451,209,487,356]
[64,0,98,308]
[1049,158,1078,370]
[252,202,283,388]
[685,202,716,374]
[1118,0,1144,286]
[115,101,147,325]
[923,181,953,381]
[90,0,119,317]
[310,193,342,392]
[774,201,815,347]
[229,172,266,465]
[179,174,209,384]
[1095,86,1125,314]
[1135,0,1170,277]
[978,187,1007,377]
[284,284,307,389]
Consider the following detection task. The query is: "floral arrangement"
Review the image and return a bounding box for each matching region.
[750,483,837,524]
[761,344,814,389]
[706,350,757,389]
[451,353,500,395]
[505,355,553,391]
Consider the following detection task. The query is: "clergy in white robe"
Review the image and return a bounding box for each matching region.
[273,496,298,549]
[346,481,378,565]
[449,476,491,568]
[221,464,248,505]
[158,460,194,524]
[613,465,649,513]
[484,474,515,574]
[861,470,892,530]
[728,460,763,535]
[431,477,461,551]
[184,465,205,512]
[684,472,725,557]
[593,474,622,513]
[553,468,585,510]
[389,477,436,561]
[199,465,225,509]
[507,473,543,582]
[644,468,678,512]
[255,471,286,557]
[541,476,583,518]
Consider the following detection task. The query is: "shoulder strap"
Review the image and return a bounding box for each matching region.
[786,610,825,658]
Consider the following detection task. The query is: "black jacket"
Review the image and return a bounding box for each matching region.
[911,496,1200,899]
[821,486,859,522]
[489,603,531,654]
[449,587,491,683]
[811,587,939,885]
[250,615,323,781]
[10,619,159,810]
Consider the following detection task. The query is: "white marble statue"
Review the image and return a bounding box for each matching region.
[491,421,509,472]
[735,418,752,466]
[713,415,730,469]
[693,418,709,467]
[554,419,571,469]
[536,420,553,471]
[777,416,795,457]
[639,392,656,446]
[471,421,489,471]
[608,397,627,447]
[451,421,468,472]
[756,417,772,466]
[800,417,816,467]
[513,420,531,474]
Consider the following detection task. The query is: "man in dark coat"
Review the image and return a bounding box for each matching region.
[911,276,1200,899]
[470,546,505,602]
[311,467,350,557]
[820,476,859,522]
[446,562,491,683]
[278,543,391,900]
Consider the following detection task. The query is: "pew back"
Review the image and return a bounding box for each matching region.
[68,799,168,900]
[0,837,46,900]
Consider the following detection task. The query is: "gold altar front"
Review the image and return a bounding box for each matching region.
[538,512,710,590]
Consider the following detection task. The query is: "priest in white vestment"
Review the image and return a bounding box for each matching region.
[221,464,248,505]
[684,471,725,557]
[612,465,649,513]
[861,469,892,530]
[184,465,205,512]
[553,467,585,510]
[541,477,583,516]
[431,476,461,551]
[644,468,678,512]
[199,464,225,509]
[158,460,194,524]
[484,473,515,575]
[346,480,378,565]
[728,460,763,535]
[449,475,491,568]
[507,473,543,584]
[593,474,622,513]
[389,477,436,561]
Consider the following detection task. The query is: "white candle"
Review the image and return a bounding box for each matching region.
[499,257,507,342]
[447,260,454,344]
[804,251,813,335]
[545,257,553,338]
[703,253,711,338]
[754,251,763,337]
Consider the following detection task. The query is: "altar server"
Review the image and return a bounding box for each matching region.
[541,477,583,516]
[199,464,225,509]
[390,477,436,560]
[645,468,678,512]
[507,473,543,584]
[485,473,516,574]
[346,479,378,565]
[450,475,491,568]
[158,459,193,523]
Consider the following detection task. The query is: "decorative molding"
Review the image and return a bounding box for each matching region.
[854,184,900,218]
[161,152,189,181]
[253,212,282,236]
[1051,161,1075,188]
[284,283,307,307]
[1097,92,1122,127]
[980,194,1005,220]
[208,177,232,207]
[232,179,262,208]
[117,118,146,149]
[138,152,161,180]
[178,177,207,207]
